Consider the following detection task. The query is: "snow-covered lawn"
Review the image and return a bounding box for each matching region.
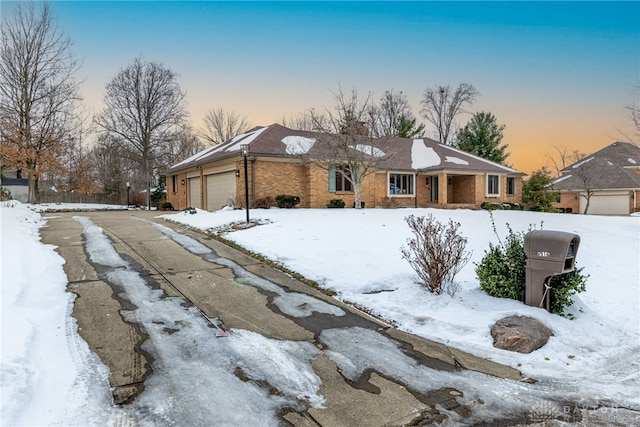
[1,201,638,425]
[164,206,640,409]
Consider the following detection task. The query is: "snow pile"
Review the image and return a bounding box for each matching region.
[0,202,115,426]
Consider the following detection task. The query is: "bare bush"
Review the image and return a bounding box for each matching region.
[400,214,471,295]
[377,196,399,209]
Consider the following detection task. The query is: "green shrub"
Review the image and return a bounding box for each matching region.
[275,194,300,209]
[0,187,12,201]
[327,199,345,208]
[476,223,527,301]
[476,214,588,315]
[481,201,504,211]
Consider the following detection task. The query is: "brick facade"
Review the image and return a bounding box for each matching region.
[167,157,524,211]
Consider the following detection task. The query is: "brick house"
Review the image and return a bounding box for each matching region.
[552,141,640,215]
[165,123,524,211]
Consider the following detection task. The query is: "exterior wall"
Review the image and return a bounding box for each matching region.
[553,191,580,214]
[168,159,524,211]
[474,174,523,206]
[241,159,308,207]
[166,172,189,210]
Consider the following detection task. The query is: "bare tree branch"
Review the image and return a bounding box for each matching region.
[199,108,252,145]
[94,57,187,209]
[0,2,81,202]
[420,83,478,145]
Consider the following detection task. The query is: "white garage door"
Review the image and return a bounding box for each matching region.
[206,172,236,211]
[188,178,201,209]
[581,192,629,215]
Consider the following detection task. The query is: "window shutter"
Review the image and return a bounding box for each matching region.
[328,165,336,193]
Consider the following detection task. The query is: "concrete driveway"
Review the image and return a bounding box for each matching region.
[40,210,527,426]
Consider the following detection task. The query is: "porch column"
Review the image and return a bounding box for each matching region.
[438,172,448,206]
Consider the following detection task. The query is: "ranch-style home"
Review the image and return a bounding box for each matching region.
[165,123,524,211]
[552,141,640,215]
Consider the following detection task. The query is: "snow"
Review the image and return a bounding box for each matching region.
[350,144,385,158]
[2,200,639,424]
[162,206,640,411]
[572,156,594,169]
[553,174,572,184]
[445,156,469,165]
[629,158,637,165]
[225,126,267,152]
[282,135,316,155]
[412,139,441,169]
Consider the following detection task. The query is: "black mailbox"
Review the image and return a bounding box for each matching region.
[524,230,580,310]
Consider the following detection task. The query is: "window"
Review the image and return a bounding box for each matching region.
[329,165,352,192]
[487,174,500,196]
[389,173,414,196]
[171,175,178,193]
[506,177,517,195]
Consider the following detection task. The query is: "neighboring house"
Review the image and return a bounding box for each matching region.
[552,141,640,215]
[165,123,524,211]
[0,178,28,202]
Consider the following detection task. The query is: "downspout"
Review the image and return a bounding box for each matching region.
[251,157,256,207]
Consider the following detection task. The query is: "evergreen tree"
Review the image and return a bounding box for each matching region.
[522,167,559,212]
[457,112,509,164]
[395,116,425,139]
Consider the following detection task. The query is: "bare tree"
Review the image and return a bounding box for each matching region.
[625,80,640,143]
[0,2,81,202]
[156,125,204,173]
[420,83,478,145]
[307,86,391,209]
[570,153,597,214]
[373,89,423,138]
[95,57,188,209]
[544,145,585,177]
[281,112,316,131]
[199,108,252,145]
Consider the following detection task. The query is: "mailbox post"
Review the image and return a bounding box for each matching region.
[524,230,580,311]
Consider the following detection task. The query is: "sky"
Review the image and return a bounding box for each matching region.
[2,1,639,174]
[2,201,639,424]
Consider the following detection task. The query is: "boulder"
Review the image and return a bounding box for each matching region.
[491,316,553,353]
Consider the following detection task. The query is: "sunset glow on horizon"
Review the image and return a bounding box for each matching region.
[3,1,637,175]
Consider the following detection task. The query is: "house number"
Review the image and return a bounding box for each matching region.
[537,251,550,257]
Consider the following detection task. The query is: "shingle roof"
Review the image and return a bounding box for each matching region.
[553,141,640,190]
[166,123,522,175]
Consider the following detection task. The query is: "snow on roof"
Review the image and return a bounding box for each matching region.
[445,156,469,166]
[553,174,572,184]
[172,144,220,168]
[411,139,441,169]
[350,144,385,158]
[282,136,316,155]
[572,156,594,169]
[224,127,268,153]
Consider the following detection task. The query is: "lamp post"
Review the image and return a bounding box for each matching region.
[126,181,130,208]
[240,144,250,223]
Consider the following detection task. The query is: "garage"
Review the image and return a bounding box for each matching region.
[206,172,236,211]
[188,178,201,209]
[581,192,629,215]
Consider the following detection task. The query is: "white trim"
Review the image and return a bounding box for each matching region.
[486,173,501,197]
[388,171,416,197]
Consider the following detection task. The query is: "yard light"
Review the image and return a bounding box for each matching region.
[241,144,250,223]
[126,181,130,208]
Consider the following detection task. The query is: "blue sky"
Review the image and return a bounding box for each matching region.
[3,1,639,172]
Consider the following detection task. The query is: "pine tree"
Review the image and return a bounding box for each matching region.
[457,112,509,164]
[522,167,559,212]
